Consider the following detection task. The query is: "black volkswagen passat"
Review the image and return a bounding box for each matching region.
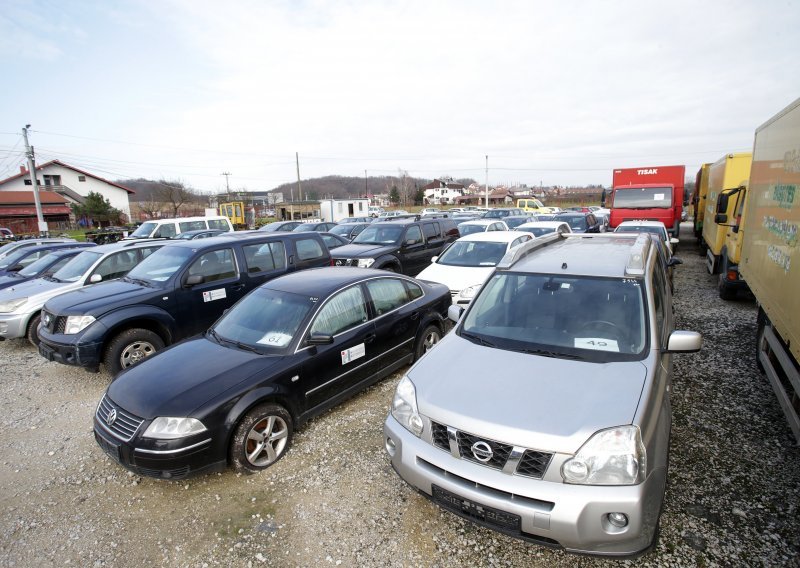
[93,267,450,480]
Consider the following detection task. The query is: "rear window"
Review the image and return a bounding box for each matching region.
[296,238,325,260]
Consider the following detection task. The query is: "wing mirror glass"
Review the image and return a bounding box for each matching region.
[185,274,204,286]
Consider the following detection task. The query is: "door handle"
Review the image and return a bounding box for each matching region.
[363,333,376,344]
[411,311,420,321]
[231,284,245,291]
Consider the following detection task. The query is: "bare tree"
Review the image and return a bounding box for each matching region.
[397,169,413,207]
[137,197,163,220]
[155,179,194,217]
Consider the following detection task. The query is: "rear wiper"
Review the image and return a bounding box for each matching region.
[460,331,496,348]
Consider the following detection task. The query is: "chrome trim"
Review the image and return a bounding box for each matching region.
[502,446,526,474]
[134,438,213,455]
[446,425,459,457]
[304,337,413,396]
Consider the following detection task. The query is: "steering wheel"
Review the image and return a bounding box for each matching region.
[579,320,622,337]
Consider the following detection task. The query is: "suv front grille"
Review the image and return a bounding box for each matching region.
[430,420,553,479]
[96,395,144,442]
[41,310,66,334]
[332,258,356,267]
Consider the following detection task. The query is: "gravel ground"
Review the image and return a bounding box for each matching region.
[1,223,798,567]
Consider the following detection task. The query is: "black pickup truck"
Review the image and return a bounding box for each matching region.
[38,232,331,374]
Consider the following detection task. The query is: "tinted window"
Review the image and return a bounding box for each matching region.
[652,262,666,345]
[93,250,138,281]
[353,224,404,245]
[366,278,409,315]
[187,249,236,282]
[207,219,230,231]
[127,247,194,282]
[405,226,423,244]
[296,238,324,260]
[140,246,162,259]
[244,241,287,273]
[153,223,177,238]
[179,220,206,232]
[422,223,441,240]
[310,286,367,336]
[405,281,423,300]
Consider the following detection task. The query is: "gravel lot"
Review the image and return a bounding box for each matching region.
[1,223,798,567]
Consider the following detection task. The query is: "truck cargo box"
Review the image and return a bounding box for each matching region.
[610,165,685,237]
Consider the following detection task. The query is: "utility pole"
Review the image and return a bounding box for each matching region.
[295,152,302,203]
[485,155,489,209]
[221,172,232,195]
[22,125,46,235]
[364,169,368,199]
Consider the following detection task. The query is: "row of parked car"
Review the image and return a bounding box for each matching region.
[0,212,694,557]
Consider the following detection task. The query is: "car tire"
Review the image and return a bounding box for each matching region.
[414,324,441,362]
[718,275,737,301]
[380,264,398,273]
[105,328,165,375]
[230,403,293,474]
[26,313,41,347]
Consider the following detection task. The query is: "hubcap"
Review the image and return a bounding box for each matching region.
[120,340,157,368]
[245,415,289,467]
[422,331,440,353]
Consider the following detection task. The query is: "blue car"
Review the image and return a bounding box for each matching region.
[0,245,96,290]
[0,242,96,277]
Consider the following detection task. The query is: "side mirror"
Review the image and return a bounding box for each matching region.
[716,193,729,214]
[307,332,334,345]
[665,330,702,353]
[404,239,419,246]
[185,274,204,286]
[431,256,439,263]
[714,213,728,224]
[89,274,102,283]
[7,263,23,272]
[447,304,464,323]
[670,238,679,245]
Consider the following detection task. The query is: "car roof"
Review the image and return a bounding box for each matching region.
[92,240,165,252]
[517,221,568,229]
[506,233,644,278]
[455,230,527,243]
[265,267,409,296]
[615,220,668,229]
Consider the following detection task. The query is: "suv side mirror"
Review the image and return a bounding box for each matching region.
[185,274,204,286]
[405,238,419,246]
[665,330,702,353]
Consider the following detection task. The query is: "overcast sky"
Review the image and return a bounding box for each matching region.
[1,0,798,193]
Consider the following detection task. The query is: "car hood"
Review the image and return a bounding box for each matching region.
[409,334,647,454]
[0,277,77,305]
[331,243,397,258]
[107,337,281,419]
[416,263,494,292]
[44,279,157,316]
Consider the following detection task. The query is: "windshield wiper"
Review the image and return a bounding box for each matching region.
[123,276,151,287]
[233,341,262,354]
[516,348,584,360]
[460,331,497,348]
[43,275,62,282]
[207,328,262,354]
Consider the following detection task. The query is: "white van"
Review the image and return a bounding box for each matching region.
[125,216,234,239]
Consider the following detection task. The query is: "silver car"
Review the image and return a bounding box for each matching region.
[384,232,702,557]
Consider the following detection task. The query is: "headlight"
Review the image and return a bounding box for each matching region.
[64,315,96,334]
[142,417,207,439]
[457,284,483,300]
[561,425,646,486]
[0,297,28,313]
[391,376,423,437]
[357,258,375,268]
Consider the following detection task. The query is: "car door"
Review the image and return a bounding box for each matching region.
[179,247,246,336]
[364,277,419,371]
[300,284,377,411]
[399,225,428,275]
[422,222,446,259]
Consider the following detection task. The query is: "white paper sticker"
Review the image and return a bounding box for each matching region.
[257,332,292,347]
[654,193,665,201]
[341,343,366,365]
[202,288,227,302]
[574,337,620,352]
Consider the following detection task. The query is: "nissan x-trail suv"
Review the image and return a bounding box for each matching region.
[384,232,702,557]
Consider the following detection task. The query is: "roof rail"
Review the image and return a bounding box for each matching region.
[624,233,652,276]
[496,231,565,269]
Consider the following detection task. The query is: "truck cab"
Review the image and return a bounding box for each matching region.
[609,165,685,238]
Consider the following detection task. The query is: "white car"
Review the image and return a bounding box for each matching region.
[515,220,572,238]
[614,220,679,253]
[368,206,385,217]
[420,208,442,215]
[416,231,532,305]
[457,219,509,236]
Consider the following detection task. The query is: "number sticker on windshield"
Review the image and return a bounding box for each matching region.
[574,338,620,352]
[257,333,292,347]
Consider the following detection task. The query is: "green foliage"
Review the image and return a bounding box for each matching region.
[70,191,123,226]
[389,186,400,204]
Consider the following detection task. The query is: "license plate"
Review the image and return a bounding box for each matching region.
[94,431,121,462]
[432,485,521,531]
[38,343,54,361]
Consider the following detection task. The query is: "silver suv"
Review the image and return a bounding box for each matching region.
[384,232,702,557]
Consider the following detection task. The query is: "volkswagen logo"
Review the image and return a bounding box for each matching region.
[106,408,117,427]
[471,441,493,463]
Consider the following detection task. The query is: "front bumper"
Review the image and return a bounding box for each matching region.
[384,415,665,557]
[0,312,30,340]
[38,331,102,370]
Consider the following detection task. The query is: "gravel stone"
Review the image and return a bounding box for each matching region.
[0,223,798,566]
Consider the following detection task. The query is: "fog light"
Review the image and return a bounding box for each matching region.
[385,437,396,457]
[607,512,628,528]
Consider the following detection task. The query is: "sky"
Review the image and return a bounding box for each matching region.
[1,0,799,193]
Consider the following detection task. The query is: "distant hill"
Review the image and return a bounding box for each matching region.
[119,178,207,204]
[270,175,477,200]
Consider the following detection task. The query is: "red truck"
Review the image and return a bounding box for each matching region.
[609,165,686,237]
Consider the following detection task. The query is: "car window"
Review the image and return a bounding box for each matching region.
[207,219,230,231]
[652,261,666,345]
[128,247,194,282]
[366,278,410,315]
[52,251,102,282]
[422,223,441,240]
[405,281,423,299]
[153,223,177,238]
[310,285,368,336]
[244,241,287,273]
[405,226,423,244]
[438,241,510,267]
[511,236,530,248]
[187,249,237,282]
[296,238,325,261]
[93,250,138,281]
[140,246,162,260]
[179,220,206,232]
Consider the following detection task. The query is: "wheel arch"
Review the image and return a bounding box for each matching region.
[99,308,176,359]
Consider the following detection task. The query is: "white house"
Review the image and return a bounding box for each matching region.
[0,160,134,221]
[421,178,465,205]
[319,198,371,222]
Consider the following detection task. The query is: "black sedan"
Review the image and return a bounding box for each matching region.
[93,267,451,479]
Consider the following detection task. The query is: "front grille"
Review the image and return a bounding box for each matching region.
[41,310,66,334]
[54,316,67,334]
[133,465,191,480]
[96,394,144,442]
[429,420,553,479]
[332,258,356,267]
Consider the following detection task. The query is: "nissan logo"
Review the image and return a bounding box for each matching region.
[106,408,117,427]
[471,441,493,463]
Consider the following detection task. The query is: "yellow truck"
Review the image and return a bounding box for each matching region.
[715,179,750,300]
[739,98,800,443]
[692,163,712,243]
[702,152,752,274]
[516,198,557,214]
[219,201,254,229]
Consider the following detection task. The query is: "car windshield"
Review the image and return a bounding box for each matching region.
[518,226,557,237]
[459,224,486,236]
[0,249,35,270]
[129,222,157,238]
[503,217,529,229]
[352,224,404,245]
[330,225,353,236]
[52,251,103,282]
[483,210,510,218]
[437,241,509,267]
[18,253,66,276]
[555,215,587,231]
[0,242,20,257]
[612,187,673,209]
[614,226,666,241]
[125,246,194,282]
[460,272,647,362]
[212,288,315,351]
